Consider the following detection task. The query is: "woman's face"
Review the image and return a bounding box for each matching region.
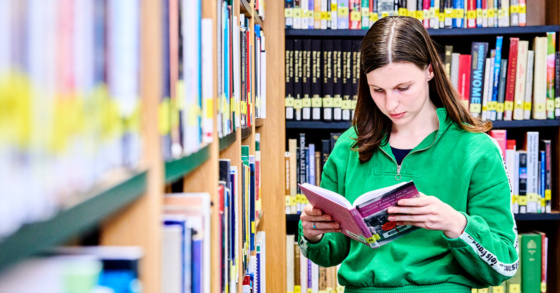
[366,62,434,127]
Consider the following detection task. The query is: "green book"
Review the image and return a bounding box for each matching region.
[522,233,541,293]
[506,235,522,293]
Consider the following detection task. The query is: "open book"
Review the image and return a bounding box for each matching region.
[299,181,421,249]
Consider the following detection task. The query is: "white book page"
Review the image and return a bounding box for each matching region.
[300,183,352,208]
[352,181,411,207]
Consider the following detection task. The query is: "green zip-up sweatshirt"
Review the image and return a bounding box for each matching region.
[298,108,518,293]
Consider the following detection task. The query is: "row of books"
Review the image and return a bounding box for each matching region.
[450,35,560,121]
[0,0,142,239]
[217,134,264,293]
[285,39,360,122]
[161,0,213,160]
[285,133,341,214]
[286,235,344,293]
[162,192,212,293]
[284,0,527,30]
[0,246,142,293]
[490,130,553,214]
[217,0,267,141]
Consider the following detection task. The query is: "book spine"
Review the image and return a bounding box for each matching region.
[294,39,303,121]
[322,40,334,121]
[362,0,370,28]
[518,0,525,26]
[512,150,520,213]
[487,0,494,27]
[458,55,472,109]
[312,40,322,120]
[476,0,483,27]
[321,139,331,168]
[513,40,528,121]
[302,39,312,120]
[497,59,508,120]
[349,207,374,239]
[309,144,315,187]
[339,41,352,121]
[350,0,361,29]
[332,0,339,30]
[315,0,322,28]
[338,0,350,29]
[308,0,315,28]
[351,40,360,120]
[371,0,379,25]
[533,37,547,120]
[315,151,322,186]
[423,0,430,28]
[510,0,518,26]
[451,53,460,89]
[544,140,551,213]
[523,50,534,120]
[321,0,328,29]
[540,151,545,213]
[556,52,560,118]
[444,45,453,78]
[286,0,294,28]
[546,32,556,119]
[491,36,503,121]
[469,42,488,117]
[527,132,539,213]
[482,57,492,120]
[522,234,542,293]
[285,152,291,214]
[289,139,298,214]
[327,0,332,29]
[299,134,306,214]
[504,38,519,120]
[332,40,342,121]
[294,0,302,29]
[467,0,476,28]
[518,151,527,213]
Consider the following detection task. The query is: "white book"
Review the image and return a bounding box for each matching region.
[486,56,495,120]
[321,0,327,29]
[289,140,298,214]
[162,225,185,293]
[257,231,266,293]
[482,58,491,120]
[312,262,319,293]
[532,37,547,120]
[201,19,213,143]
[301,0,309,28]
[501,0,510,27]
[526,132,539,213]
[261,51,267,119]
[513,41,528,120]
[286,235,295,293]
[523,50,534,120]
[300,250,308,293]
[451,53,460,89]
[331,0,338,30]
[233,16,241,128]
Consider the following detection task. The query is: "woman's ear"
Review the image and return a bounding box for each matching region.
[427,64,434,81]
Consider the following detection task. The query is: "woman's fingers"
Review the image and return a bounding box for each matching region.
[388,205,436,215]
[303,204,323,216]
[303,220,340,230]
[388,214,432,222]
[300,213,333,222]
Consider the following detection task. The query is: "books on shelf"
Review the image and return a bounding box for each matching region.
[300,181,422,248]
[286,35,560,123]
[490,130,552,214]
[286,235,345,293]
[0,0,142,239]
[0,246,142,293]
[285,0,528,29]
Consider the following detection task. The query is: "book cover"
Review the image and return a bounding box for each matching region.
[322,40,334,121]
[299,181,421,248]
[504,38,519,120]
[490,36,503,121]
[469,42,489,117]
[302,39,312,120]
[546,32,556,119]
[312,40,323,121]
[521,234,541,293]
[285,39,295,120]
[523,50,534,120]
[513,40,528,121]
[497,59,508,120]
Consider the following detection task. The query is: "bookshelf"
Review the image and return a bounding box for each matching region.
[220,131,238,152]
[286,25,560,37]
[0,170,147,274]
[164,146,211,184]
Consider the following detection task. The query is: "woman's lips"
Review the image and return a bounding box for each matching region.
[389,112,406,119]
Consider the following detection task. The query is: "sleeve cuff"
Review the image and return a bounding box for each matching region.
[298,220,331,255]
[443,212,478,249]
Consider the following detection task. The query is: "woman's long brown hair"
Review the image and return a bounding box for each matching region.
[353,16,491,163]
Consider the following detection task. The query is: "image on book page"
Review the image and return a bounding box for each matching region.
[354,181,422,247]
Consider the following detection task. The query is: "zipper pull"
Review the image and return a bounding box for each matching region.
[395,165,402,181]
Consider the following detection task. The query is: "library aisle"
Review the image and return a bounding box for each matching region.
[1,0,560,292]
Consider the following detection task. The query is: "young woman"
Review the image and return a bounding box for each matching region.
[298,16,518,293]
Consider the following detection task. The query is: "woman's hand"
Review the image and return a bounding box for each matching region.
[387,193,467,239]
[300,204,342,243]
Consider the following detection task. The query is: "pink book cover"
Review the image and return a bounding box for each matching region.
[489,130,507,160]
[299,181,421,248]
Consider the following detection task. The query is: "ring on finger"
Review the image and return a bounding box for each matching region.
[312,222,317,230]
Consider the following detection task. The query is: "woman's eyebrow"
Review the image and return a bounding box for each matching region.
[368,81,413,88]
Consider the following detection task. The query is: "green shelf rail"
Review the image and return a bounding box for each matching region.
[220,131,237,152]
[165,145,211,184]
[0,170,148,274]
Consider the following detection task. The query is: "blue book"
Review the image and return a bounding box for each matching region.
[469,42,489,117]
[192,238,202,293]
[540,151,546,213]
[249,156,256,251]
[309,144,315,186]
[490,36,503,121]
[230,168,238,275]
[476,0,482,27]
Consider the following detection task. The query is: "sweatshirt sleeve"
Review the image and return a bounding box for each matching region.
[444,136,519,286]
[297,130,353,267]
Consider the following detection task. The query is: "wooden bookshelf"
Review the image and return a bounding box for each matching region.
[164,145,211,184]
[220,131,238,152]
[285,25,560,37]
[0,170,147,274]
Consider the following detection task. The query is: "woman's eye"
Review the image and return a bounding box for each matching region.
[398,87,409,91]
[373,88,384,93]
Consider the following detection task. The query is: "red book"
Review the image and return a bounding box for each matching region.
[423,0,430,29]
[467,0,476,28]
[350,0,361,29]
[489,130,507,160]
[458,55,472,108]
[506,139,516,150]
[217,184,225,291]
[504,38,519,120]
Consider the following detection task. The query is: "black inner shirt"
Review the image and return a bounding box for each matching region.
[391,147,412,166]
